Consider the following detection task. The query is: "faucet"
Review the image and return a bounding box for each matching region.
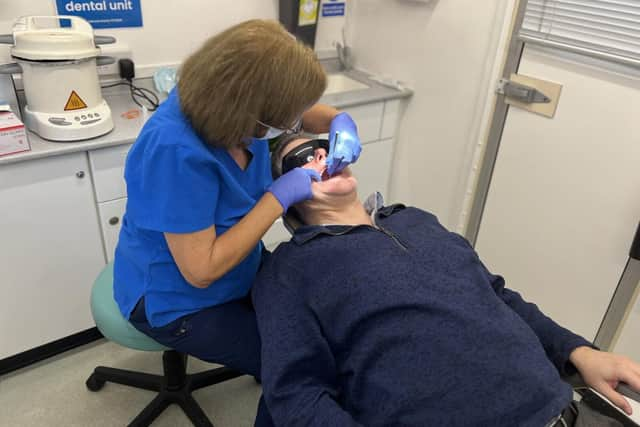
[336,28,353,71]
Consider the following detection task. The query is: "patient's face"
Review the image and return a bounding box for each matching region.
[281,138,358,197]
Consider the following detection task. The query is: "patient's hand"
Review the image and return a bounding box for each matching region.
[570,346,640,415]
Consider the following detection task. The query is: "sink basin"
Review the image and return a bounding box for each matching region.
[324,74,369,95]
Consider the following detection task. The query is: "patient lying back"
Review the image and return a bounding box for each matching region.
[252,135,593,426]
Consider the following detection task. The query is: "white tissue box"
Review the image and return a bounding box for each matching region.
[0,108,30,157]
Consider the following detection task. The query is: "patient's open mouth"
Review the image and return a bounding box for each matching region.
[321,168,330,181]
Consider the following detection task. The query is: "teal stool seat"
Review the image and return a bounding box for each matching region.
[90,262,167,352]
[86,262,243,427]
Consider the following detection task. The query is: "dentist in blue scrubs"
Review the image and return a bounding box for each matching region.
[112,20,361,426]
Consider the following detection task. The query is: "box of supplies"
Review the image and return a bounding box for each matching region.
[0,105,30,157]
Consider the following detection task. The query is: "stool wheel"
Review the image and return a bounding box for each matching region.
[86,374,106,391]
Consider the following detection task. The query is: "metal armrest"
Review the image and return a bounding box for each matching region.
[566,373,640,404]
[564,374,640,427]
[578,388,640,427]
[617,384,640,405]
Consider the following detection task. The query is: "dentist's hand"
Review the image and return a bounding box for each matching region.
[268,167,321,213]
[326,112,361,175]
[570,346,640,415]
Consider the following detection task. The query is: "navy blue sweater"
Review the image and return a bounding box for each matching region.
[253,205,592,427]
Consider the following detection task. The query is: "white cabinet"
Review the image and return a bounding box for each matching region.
[351,138,394,202]
[317,102,385,144]
[0,87,406,364]
[0,152,106,359]
[342,103,385,143]
[89,143,132,202]
[89,144,132,262]
[380,100,401,140]
[98,198,127,262]
[316,100,398,199]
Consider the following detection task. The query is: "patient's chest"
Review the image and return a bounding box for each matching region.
[284,211,567,424]
[303,221,541,371]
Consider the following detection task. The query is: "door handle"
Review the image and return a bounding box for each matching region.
[497,78,550,104]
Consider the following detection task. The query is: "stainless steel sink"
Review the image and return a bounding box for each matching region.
[324,73,369,95]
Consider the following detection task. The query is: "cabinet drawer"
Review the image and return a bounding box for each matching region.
[318,102,383,144]
[344,103,383,143]
[98,197,127,262]
[89,144,132,202]
[351,138,394,202]
[381,100,401,140]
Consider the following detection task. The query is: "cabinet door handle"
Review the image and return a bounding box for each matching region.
[76,171,85,179]
[109,217,120,226]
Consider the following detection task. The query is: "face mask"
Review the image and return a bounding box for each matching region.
[255,118,302,140]
[259,126,286,140]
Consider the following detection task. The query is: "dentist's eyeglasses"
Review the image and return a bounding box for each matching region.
[256,117,303,136]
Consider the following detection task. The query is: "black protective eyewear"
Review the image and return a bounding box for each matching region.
[281,139,330,174]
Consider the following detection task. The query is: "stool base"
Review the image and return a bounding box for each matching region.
[86,350,244,427]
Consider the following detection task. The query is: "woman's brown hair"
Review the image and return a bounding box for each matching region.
[178,19,327,148]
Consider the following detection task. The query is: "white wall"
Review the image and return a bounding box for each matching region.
[348,0,512,229]
[1,0,510,230]
[0,1,279,66]
[1,1,344,67]
[315,0,346,53]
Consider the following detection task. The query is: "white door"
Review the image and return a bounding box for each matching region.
[474,10,640,344]
[0,153,106,358]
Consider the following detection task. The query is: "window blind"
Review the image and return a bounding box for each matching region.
[520,0,640,66]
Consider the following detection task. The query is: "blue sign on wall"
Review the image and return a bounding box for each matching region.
[55,0,143,29]
[322,2,345,17]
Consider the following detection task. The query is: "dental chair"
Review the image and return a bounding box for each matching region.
[564,374,640,427]
[85,263,244,427]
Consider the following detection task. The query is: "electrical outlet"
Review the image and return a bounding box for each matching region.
[97,42,132,77]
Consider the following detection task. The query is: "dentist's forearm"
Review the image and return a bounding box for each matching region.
[208,193,282,277]
[165,193,282,288]
[302,103,339,134]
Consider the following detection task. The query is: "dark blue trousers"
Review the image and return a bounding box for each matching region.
[129,296,273,427]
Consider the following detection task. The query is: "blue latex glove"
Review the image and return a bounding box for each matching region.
[268,167,321,212]
[326,112,362,175]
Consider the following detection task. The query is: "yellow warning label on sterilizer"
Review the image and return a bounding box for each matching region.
[64,91,88,111]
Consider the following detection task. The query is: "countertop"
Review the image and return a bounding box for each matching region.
[0,68,412,166]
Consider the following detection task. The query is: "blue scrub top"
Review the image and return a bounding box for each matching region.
[113,89,273,327]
